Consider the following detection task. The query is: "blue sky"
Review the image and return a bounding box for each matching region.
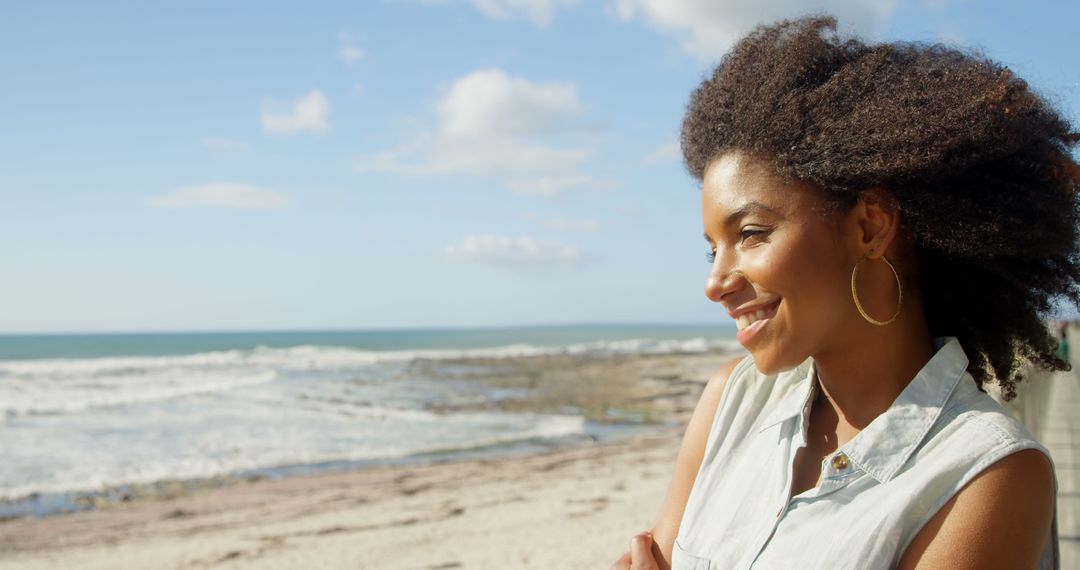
[2,0,1078,334]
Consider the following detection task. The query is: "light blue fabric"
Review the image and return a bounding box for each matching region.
[673,337,1057,569]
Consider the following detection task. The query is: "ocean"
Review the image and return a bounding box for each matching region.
[0,324,737,518]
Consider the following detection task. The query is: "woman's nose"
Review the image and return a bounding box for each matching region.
[705,256,743,303]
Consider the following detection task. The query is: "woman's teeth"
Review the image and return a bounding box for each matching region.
[736,306,776,330]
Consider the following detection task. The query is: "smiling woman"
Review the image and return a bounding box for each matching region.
[610,15,1080,570]
[700,154,858,375]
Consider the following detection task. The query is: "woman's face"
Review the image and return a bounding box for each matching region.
[702,152,856,374]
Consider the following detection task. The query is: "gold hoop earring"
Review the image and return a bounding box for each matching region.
[850,254,903,326]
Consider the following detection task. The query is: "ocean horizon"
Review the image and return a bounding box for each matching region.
[0,322,736,360]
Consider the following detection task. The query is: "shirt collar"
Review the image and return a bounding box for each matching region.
[755,337,970,483]
[757,359,817,432]
[842,336,968,483]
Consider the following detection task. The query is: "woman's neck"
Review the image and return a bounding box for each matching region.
[811,308,935,430]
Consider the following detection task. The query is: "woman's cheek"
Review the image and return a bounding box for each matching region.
[743,245,787,284]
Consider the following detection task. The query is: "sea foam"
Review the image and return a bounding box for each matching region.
[0,334,731,505]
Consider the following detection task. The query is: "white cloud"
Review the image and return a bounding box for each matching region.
[439,69,583,138]
[470,0,579,27]
[614,0,896,60]
[260,90,331,135]
[340,45,365,65]
[148,183,291,210]
[643,140,680,165]
[338,31,366,66]
[358,135,588,177]
[201,138,250,152]
[507,175,615,197]
[445,234,589,267]
[355,68,609,196]
[528,213,604,232]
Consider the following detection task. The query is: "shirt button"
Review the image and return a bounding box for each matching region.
[831,453,850,470]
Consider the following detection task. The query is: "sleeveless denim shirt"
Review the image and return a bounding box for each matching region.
[673,337,1057,569]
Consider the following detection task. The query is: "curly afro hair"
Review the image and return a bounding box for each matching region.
[682,16,1080,399]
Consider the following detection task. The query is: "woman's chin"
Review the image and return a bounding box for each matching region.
[750,352,803,377]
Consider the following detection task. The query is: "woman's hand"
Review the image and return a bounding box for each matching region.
[609,531,669,570]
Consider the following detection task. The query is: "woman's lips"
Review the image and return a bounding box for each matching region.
[734,300,780,329]
[735,300,780,345]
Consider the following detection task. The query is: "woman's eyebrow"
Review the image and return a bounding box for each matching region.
[724,201,777,227]
[704,202,777,244]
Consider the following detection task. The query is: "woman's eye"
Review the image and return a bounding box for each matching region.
[739,228,770,244]
[706,228,770,263]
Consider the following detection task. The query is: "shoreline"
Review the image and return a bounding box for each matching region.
[3,348,737,520]
[1,425,646,521]
[0,349,738,569]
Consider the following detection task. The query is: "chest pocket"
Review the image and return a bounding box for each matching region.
[671,540,712,570]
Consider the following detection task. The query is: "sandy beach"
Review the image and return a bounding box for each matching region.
[0,349,740,569]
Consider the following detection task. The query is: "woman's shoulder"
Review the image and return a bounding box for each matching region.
[923,373,1048,466]
[899,425,1055,568]
[893,371,1055,565]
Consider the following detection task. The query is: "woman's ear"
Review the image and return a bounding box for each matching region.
[851,188,901,259]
